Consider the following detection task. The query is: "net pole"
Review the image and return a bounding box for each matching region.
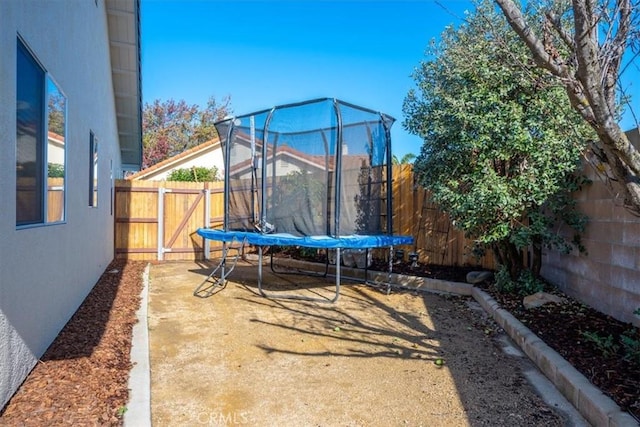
[222,119,234,231]
[250,115,257,225]
[333,99,343,238]
[262,108,276,229]
[383,114,395,236]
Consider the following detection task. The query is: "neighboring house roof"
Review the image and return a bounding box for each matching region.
[229,131,326,173]
[130,129,372,181]
[228,130,369,178]
[106,0,142,171]
[127,138,221,180]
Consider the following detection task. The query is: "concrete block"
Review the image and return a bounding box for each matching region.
[427,278,445,292]
[518,329,546,362]
[609,265,640,293]
[613,203,640,223]
[577,385,620,427]
[610,244,638,269]
[471,288,500,313]
[532,344,573,384]
[593,199,614,221]
[492,307,520,333]
[622,222,640,246]
[502,316,533,344]
[555,364,592,407]
[588,242,613,264]
[436,280,472,295]
[395,274,425,291]
[608,411,639,427]
[394,274,424,289]
[590,221,623,244]
[583,181,611,202]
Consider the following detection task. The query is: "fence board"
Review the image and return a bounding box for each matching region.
[392,166,496,269]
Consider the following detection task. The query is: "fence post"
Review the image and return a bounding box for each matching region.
[157,187,165,261]
[204,187,210,260]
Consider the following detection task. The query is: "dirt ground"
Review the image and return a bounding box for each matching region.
[148,260,569,426]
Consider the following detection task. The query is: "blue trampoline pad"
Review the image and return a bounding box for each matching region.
[197,228,413,249]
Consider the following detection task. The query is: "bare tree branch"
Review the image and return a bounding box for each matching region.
[494,0,640,214]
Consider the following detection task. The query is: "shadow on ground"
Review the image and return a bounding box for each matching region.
[147,259,568,426]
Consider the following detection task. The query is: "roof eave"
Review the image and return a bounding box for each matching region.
[106,0,143,171]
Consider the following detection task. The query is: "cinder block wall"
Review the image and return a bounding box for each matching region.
[542,148,640,327]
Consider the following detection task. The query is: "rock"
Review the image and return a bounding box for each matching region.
[466,271,493,284]
[523,291,567,309]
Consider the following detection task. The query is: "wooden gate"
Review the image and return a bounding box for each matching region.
[114,180,225,260]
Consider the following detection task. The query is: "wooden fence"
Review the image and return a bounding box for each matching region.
[114,180,225,261]
[392,165,496,269]
[114,167,496,268]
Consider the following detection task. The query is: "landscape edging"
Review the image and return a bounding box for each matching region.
[124,263,152,427]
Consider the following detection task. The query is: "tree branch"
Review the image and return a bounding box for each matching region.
[494,0,569,77]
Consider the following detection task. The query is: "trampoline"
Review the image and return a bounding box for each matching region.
[196,98,413,302]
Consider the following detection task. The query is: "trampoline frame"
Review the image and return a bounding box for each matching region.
[196,98,413,302]
[194,229,412,302]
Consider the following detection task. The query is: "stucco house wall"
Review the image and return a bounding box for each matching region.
[542,129,640,327]
[0,0,141,408]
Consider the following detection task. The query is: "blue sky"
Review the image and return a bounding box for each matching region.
[141,0,474,158]
[141,0,639,159]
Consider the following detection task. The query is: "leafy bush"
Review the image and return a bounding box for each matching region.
[621,330,640,364]
[48,163,65,178]
[581,323,640,363]
[167,166,219,182]
[403,0,594,288]
[495,265,544,295]
[581,331,620,358]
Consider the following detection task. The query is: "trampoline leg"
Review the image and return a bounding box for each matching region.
[193,240,242,298]
[257,244,340,303]
[333,248,341,302]
[387,246,393,295]
[258,245,265,297]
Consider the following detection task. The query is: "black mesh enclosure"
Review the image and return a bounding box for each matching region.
[215,98,394,237]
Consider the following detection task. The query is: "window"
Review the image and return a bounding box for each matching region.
[89,131,98,207]
[16,38,67,226]
[46,78,67,222]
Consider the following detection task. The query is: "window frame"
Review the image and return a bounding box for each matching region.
[16,36,67,228]
[89,131,98,207]
[45,75,68,223]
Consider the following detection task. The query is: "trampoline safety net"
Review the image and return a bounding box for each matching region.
[215,98,396,238]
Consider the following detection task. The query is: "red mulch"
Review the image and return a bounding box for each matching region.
[0,260,146,426]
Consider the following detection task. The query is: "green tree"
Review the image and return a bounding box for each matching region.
[403,0,593,286]
[167,166,220,182]
[392,153,417,165]
[494,0,640,215]
[143,95,231,169]
[47,90,65,137]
